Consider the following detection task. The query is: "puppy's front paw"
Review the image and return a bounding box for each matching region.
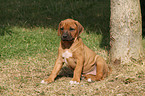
[69,80,79,84]
[41,78,54,84]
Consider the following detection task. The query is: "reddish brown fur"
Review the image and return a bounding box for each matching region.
[42,19,111,84]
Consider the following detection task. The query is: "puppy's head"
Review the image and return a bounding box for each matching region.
[58,19,84,41]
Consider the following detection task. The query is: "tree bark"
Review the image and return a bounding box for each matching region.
[110,0,143,64]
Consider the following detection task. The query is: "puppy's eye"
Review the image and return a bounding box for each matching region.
[60,27,64,31]
[70,28,75,31]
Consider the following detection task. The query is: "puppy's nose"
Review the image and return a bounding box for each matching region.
[63,35,67,38]
[62,32,68,38]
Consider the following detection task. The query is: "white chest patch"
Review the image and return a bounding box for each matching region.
[62,50,72,64]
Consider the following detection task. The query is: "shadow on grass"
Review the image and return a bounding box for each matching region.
[0,0,110,49]
[0,26,13,36]
[56,66,73,80]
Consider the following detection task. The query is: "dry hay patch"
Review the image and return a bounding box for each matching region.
[0,55,145,95]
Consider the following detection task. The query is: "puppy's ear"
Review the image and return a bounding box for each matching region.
[75,21,84,36]
[58,21,62,36]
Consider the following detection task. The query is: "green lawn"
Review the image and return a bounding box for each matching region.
[0,27,59,59]
[0,0,145,95]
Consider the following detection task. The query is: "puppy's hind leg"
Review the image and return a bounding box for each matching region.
[83,56,108,82]
[95,56,106,81]
[83,74,96,82]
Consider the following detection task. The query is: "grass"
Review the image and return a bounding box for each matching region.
[0,0,145,95]
[0,0,110,48]
[0,27,59,59]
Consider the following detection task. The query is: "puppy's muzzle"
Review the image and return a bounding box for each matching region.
[61,32,74,41]
[62,32,68,38]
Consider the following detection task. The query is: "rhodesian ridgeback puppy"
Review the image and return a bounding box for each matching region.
[41,19,111,84]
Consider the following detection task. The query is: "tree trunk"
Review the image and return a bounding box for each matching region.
[110,0,143,64]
